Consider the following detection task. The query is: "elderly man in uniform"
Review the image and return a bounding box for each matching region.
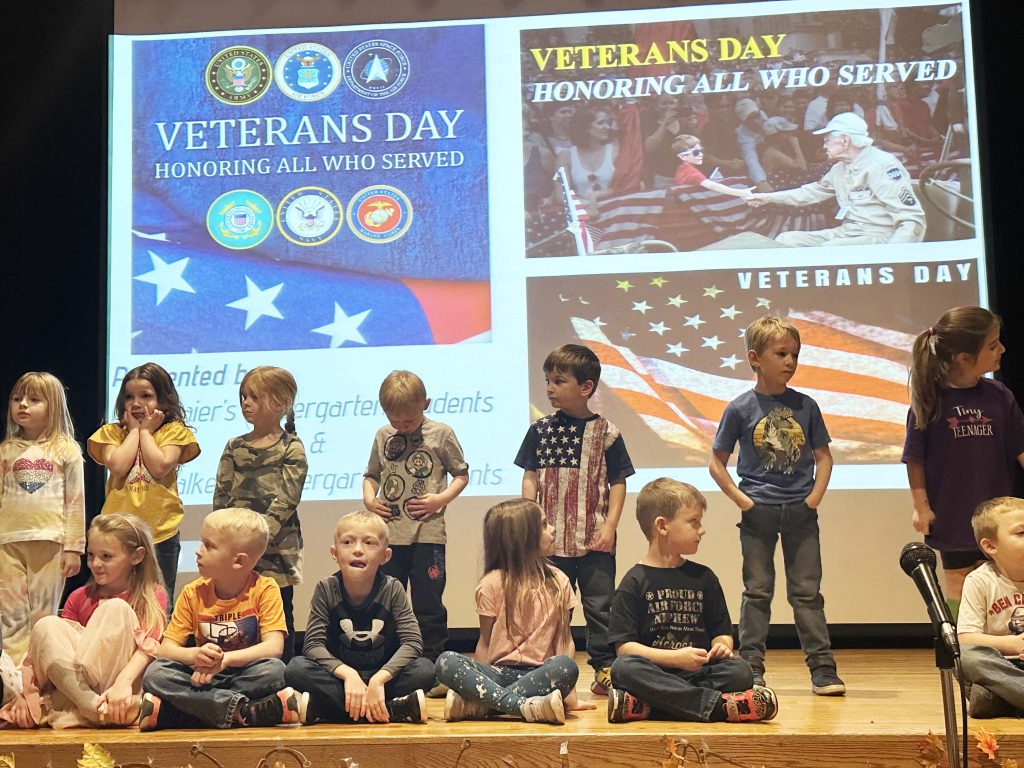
[748,112,926,246]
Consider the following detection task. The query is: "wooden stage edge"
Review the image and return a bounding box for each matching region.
[4,649,1024,768]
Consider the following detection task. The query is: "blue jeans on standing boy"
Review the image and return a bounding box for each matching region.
[142,657,286,728]
[155,533,180,607]
[611,655,754,722]
[550,551,615,672]
[737,501,835,672]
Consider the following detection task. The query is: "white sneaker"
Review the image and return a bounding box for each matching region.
[519,689,565,724]
[444,689,491,721]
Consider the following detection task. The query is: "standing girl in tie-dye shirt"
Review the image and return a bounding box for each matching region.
[0,372,85,667]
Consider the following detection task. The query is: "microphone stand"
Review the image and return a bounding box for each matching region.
[933,637,965,768]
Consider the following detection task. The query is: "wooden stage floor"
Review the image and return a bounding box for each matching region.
[3,649,1023,767]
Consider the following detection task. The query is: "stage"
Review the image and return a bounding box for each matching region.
[3,649,1022,767]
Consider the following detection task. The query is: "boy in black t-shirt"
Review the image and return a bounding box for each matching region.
[607,479,778,723]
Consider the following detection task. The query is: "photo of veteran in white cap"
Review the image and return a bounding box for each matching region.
[747,112,926,246]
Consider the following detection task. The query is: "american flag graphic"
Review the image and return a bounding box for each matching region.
[527,263,981,466]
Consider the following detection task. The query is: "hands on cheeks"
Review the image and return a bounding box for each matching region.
[140,407,166,433]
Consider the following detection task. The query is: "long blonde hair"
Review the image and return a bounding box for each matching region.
[86,514,166,634]
[4,372,78,446]
[482,499,570,651]
[909,306,999,428]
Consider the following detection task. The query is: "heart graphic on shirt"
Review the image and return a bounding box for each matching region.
[13,458,53,493]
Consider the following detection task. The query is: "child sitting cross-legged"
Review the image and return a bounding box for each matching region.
[607,478,778,724]
[139,508,306,730]
[285,511,434,724]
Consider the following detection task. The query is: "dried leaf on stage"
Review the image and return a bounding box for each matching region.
[78,743,116,768]
[1004,759,1019,768]
[0,754,13,768]
[915,730,947,768]
[975,727,1000,761]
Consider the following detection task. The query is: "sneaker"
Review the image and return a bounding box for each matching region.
[751,667,766,688]
[722,686,778,723]
[427,682,449,699]
[969,684,1015,719]
[520,689,565,724]
[238,687,306,727]
[810,667,847,696]
[607,686,650,723]
[138,692,162,732]
[590,666,612,696]
[444,689,492,721]
[389,690,427,724]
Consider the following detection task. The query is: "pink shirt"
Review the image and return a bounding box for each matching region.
[475,568,576,667]
[62,585,168,640]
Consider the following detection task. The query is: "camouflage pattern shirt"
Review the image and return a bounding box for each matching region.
[214,432,307,586]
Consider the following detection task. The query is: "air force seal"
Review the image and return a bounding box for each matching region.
[343,40,410,99]
[347,185,413,243]
[274,43,342,102]
[206,46,272,105]
[207,190,273,249]
[277,186,343,246]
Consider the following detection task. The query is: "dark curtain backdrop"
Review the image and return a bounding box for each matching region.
[1,1,1021,600]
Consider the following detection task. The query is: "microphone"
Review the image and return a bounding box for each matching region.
[900,542,960,658]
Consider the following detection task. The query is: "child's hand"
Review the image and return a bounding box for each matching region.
[140,407,166,432]
[406,494,443,519]
[737,186,756,201]
[97,681,137,724]
[122,409,142,430]
[565,690,597,711]
[912,507,935,535]
[60,551,81,578]
[339,669,369,721]
[707,642,733,661]
[193,642,224,668]
[7,693,36,728]
[364,497,394,519]
[589,523,616,553]
[672,647,710,672]
[364,678,389,723]
[747,193,770,208]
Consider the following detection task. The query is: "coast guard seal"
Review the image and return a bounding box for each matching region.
[206,190,273,249]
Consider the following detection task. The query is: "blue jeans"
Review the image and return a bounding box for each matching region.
[155,533,180,606]
[434,652,578,716]
[737,501,834,671]
[550,552,615,671]
[142,657,286,728]
[284,656,435,723]
[961,644,1024,709]
[611,655,753,722]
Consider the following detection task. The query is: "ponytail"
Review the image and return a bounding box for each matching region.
[909,306,999,428]
[285,407,297,436]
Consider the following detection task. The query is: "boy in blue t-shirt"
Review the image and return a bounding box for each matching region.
[709,316,845,696]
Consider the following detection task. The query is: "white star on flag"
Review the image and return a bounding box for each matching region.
[312,303,370,347]
[720,305,742,320]
[756,297,772,308]
[632,301,653,314]
[592,316,607,327]
[703,285,724,298]
[720,354,742,369]
[649,321,670,335]
[134,250,195,305]
[702,335,724,350]
[226,277,285,330]
[683,314,706,329]
[666,342,689,357]
[667,295,687,307]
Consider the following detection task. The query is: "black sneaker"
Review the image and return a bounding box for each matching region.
[238,687,305,726]
[607,686,650,723]
[751,667,766,688]
[810,667,846,696]
[969,684,1014,718]
[389,690,427,723]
